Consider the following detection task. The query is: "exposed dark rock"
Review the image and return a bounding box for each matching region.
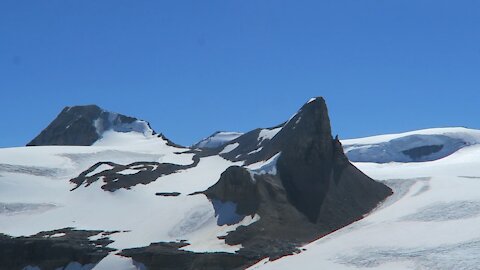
[0,228,115,270]
[155,192,181,197]
[344,134,469,163]
[120,242,256,270]
[220,172,318,259]
[71,155,201,192]
[27,105,156,146]
[28,105,102,146]
[201,97,393,262]
[217,126,283,164]
[158,133,186,149]
[205,166,260,216]
[402,144,443,161]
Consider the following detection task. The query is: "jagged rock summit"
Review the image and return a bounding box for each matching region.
[27,105,155,146]
[201,97,393,261]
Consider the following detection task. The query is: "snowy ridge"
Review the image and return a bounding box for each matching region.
[342,127,480,163]
[93,111,154,137]
[0,140,243,255]
[193,131,243,149]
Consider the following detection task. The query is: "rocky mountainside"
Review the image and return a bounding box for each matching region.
[1,98,393,270]
[27,105,155,146]
[200,98,392,261]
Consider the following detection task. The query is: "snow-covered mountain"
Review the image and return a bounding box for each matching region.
[1,98,478,270]
[28,105,156,146]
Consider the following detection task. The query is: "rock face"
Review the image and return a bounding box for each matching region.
[70,156,200,192]
[201,97,393,263]
[0,228,114,270]
[27,105,154,146]
[120,242,252,270]
[274,98,392,224]
[204,166,260,217]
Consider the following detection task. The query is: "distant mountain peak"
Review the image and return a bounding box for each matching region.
[27,105,156,146]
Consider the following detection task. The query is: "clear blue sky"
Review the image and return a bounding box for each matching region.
[1,1,479,147]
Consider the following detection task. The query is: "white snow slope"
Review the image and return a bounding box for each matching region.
[2,127,480,269]
[342,127,480,163]
[0,131,258,268]
[251,127,480,270]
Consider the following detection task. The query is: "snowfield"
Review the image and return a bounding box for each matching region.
[1,127,480,269]
[342,127,480,163]
[0,131,251,268]
[250,128,480,270]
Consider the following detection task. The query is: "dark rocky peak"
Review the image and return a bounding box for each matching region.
[276,97,332,147]
[272,97,388,222]
[218,97,334,166]
[198,97,392,263]
[259,97,334,164]
[27,105,156,146]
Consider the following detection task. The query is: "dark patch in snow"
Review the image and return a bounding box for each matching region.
[120,242,257,270]
[155,192,181,197]
[402,144,443,161]
[344,135,468,163]
[0,228,115,270]
[70,155,201,192]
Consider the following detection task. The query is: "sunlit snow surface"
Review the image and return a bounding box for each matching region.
[258,127,281,142]
[342,127,480,163]
[3,127,480,270]
[0,131,253,265]
[250,129,480,270]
